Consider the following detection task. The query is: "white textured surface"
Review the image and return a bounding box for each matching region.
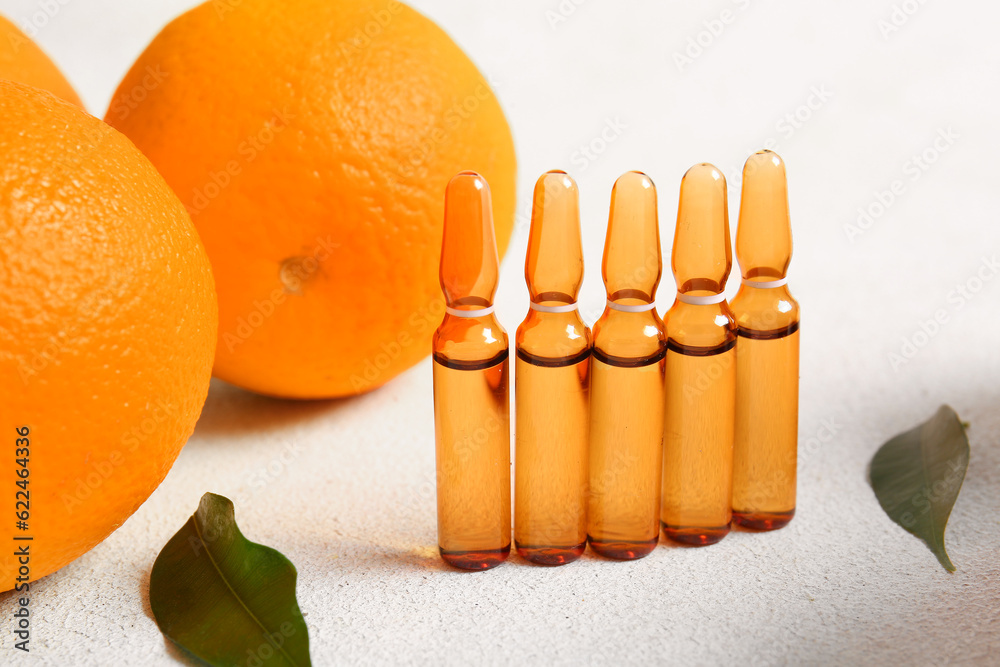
[2,0,1000,665]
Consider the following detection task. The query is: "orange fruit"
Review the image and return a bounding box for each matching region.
[106,0,517,399]
[0,81,217,587]
[0,14,83,106]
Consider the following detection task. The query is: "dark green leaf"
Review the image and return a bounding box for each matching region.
[150,492,311,666]
[869,405,969,572]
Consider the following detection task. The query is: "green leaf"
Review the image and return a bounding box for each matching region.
[150,492,311,666]
[869,405,969,572]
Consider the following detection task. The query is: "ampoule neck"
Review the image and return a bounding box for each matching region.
[446,297,495,313]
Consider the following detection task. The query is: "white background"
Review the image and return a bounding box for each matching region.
[2,0,999,665]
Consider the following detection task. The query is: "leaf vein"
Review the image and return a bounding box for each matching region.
[192,513,300,666]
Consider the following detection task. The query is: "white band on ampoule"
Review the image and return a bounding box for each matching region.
[607,299,656,313]
[446,305,495,317]
[530,302,578,314]
[677,292,726,306]
[742,277,788,289]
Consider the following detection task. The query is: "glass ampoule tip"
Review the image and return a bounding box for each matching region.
[603,171,661,303]
[673,162,731,295]
[440,171,499,310]
[526,170,583,304]
[737,150,792,282]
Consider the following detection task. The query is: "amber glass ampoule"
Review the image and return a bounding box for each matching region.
[433,171,510,571]
[514,171,591,566]
[588,171,666,560]
[661,163,737,546]
[729,151,801,531]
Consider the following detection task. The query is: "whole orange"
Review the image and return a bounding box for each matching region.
[106,0,517,399]
[0,14,83,106]
[0,81,217,587]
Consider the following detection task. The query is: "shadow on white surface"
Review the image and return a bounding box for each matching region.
[192,379,354,437]
[137,568,202,667]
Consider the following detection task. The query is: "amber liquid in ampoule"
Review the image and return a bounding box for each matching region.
[515,171,591,566]
[588,171,666,561]
[662,163,736,546]
[433,171,510,570]
[730,151,800,531]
